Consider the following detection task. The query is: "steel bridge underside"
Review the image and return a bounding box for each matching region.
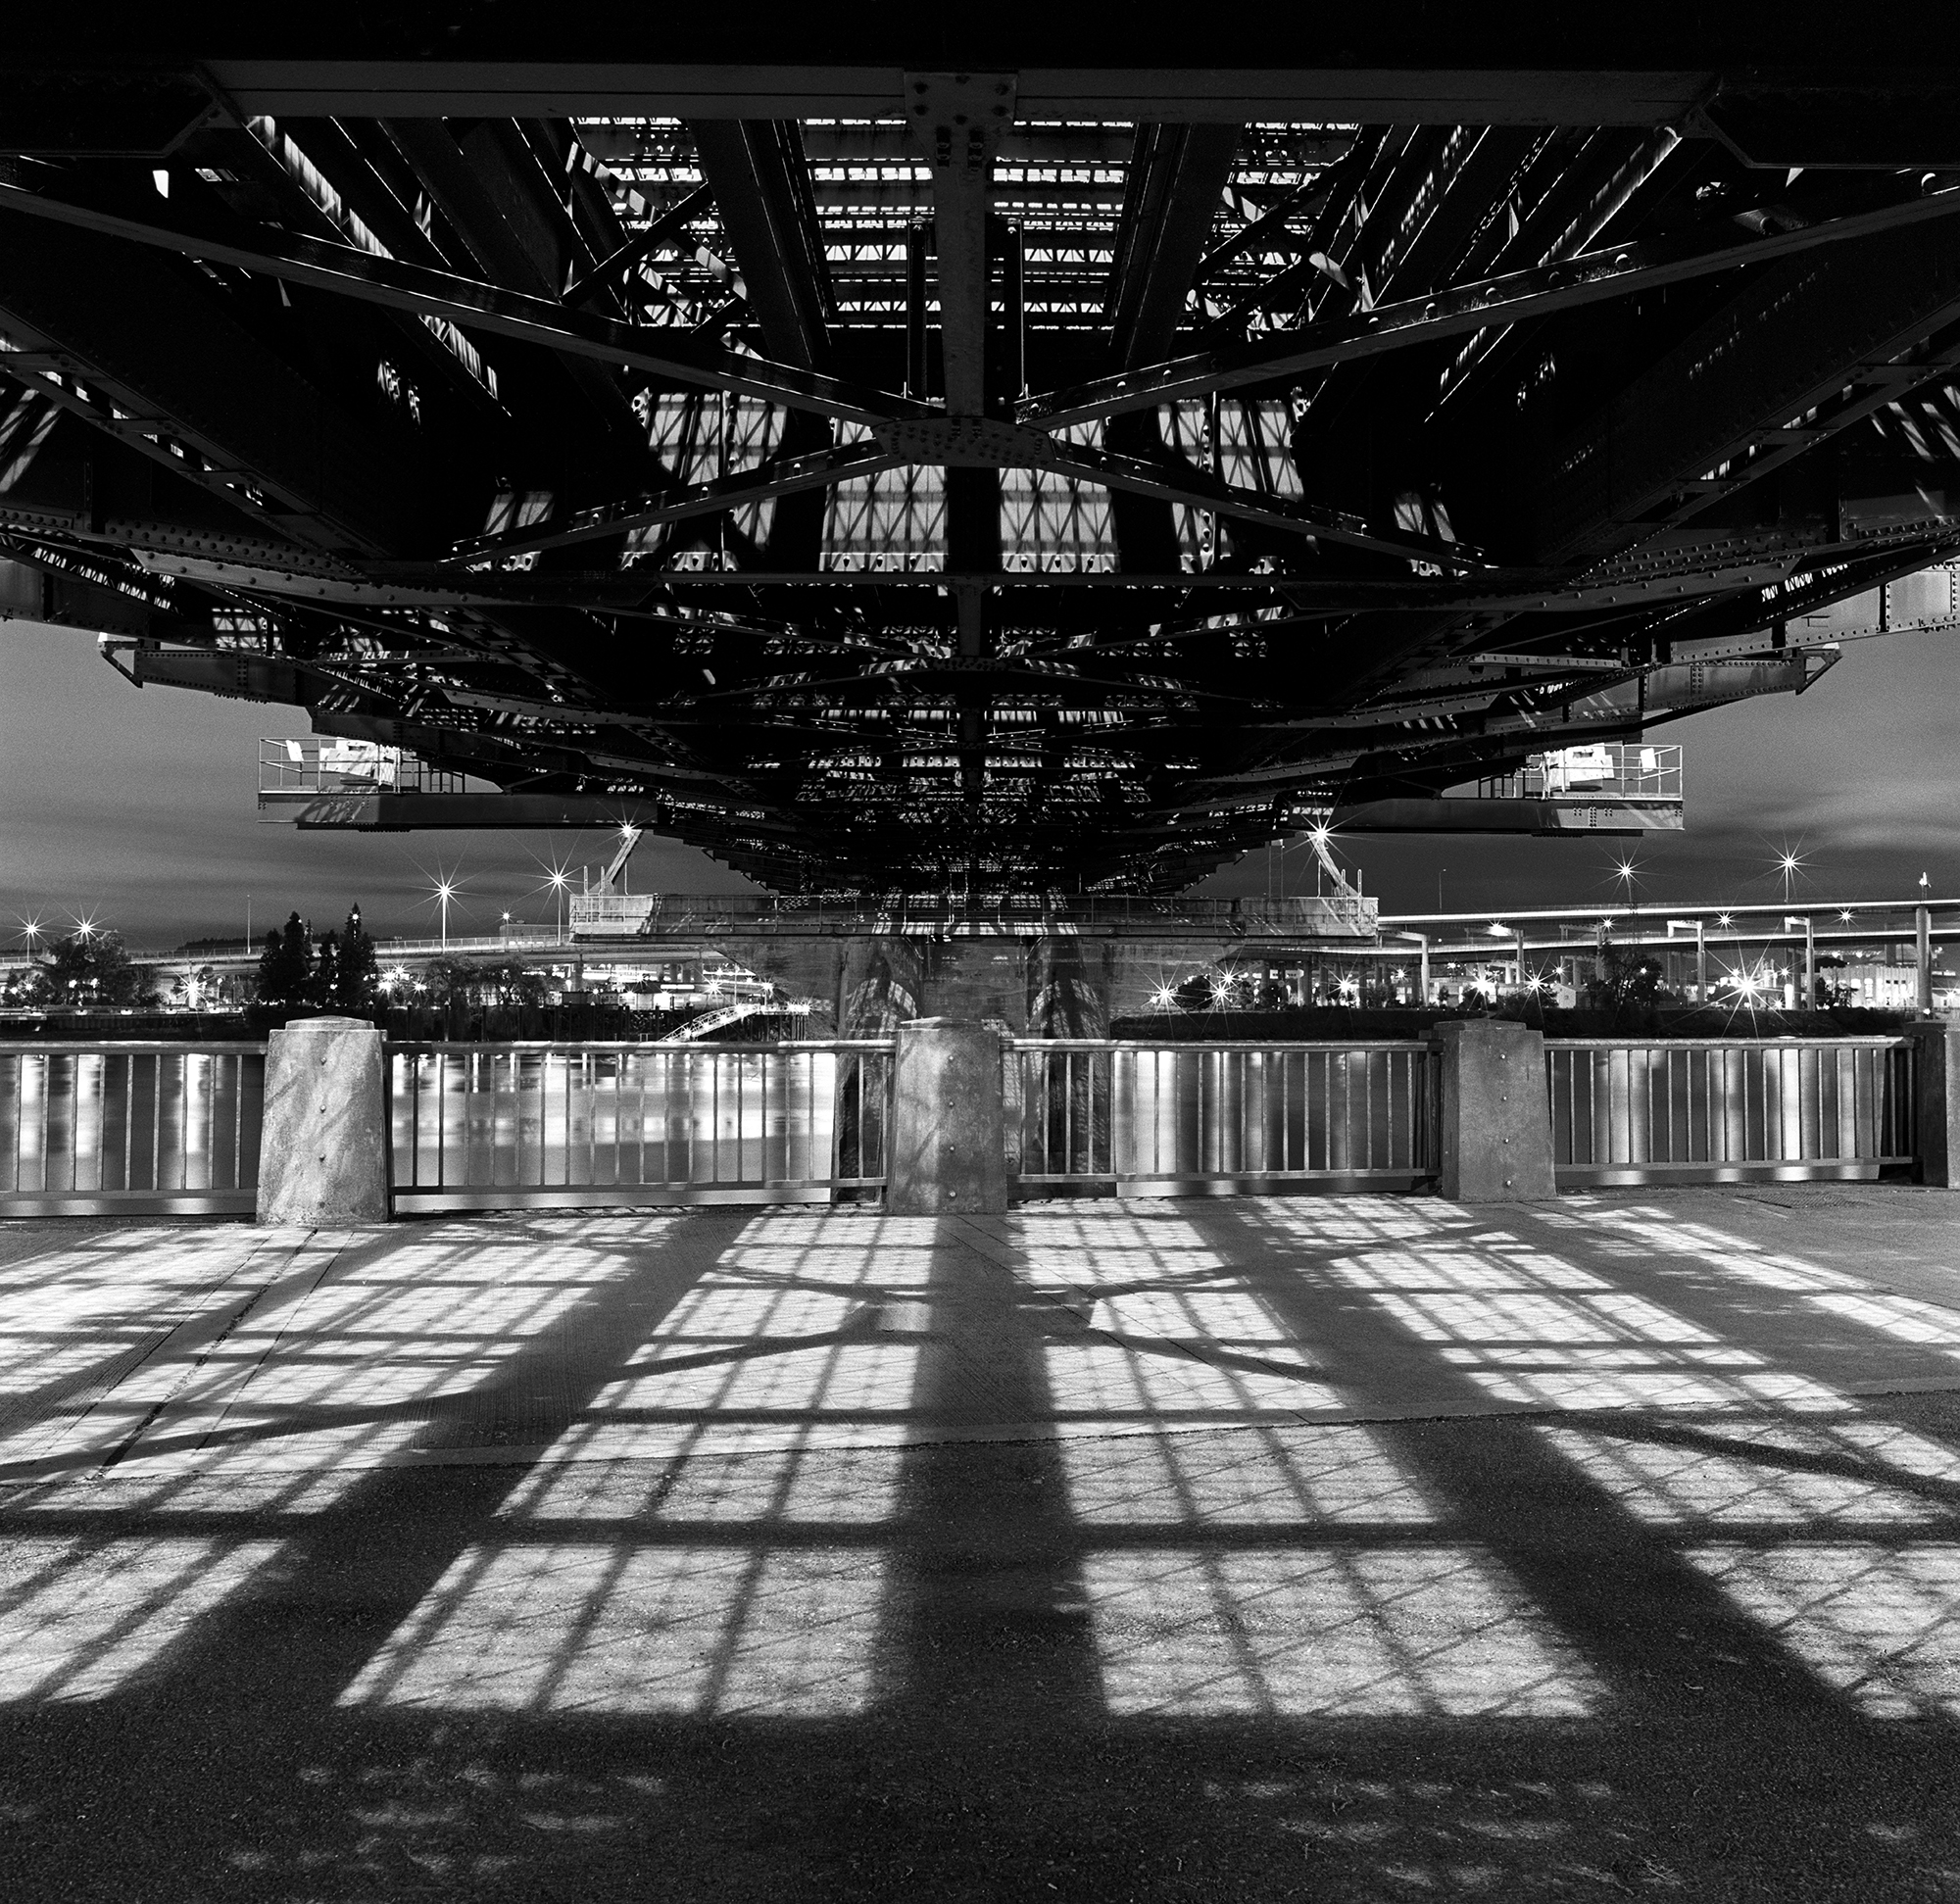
[4,22,1960,892]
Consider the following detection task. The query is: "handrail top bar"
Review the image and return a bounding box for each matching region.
[0,1036,1911,1055]
[1011,1038,1434,1052]
[775,1040,901,1050]
[395,1036,1431,1053]
[1542,1036,1914,1050]
[388,1038,892,1052]
[0,1041,270,1055]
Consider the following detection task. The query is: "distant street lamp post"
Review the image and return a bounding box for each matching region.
[1785,913,1816,1010]
[1398,931,1430,1004]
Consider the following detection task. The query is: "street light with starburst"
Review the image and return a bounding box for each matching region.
[530,852,575,943]
[414,864,467,950]
[1611,854,1642,910]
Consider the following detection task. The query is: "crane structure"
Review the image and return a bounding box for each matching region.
[2,18,1959,893]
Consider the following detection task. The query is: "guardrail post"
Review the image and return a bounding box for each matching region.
[888,1017,1007,1214]
[1435,1019,1557,1202]
[256,1016,390,1225]
[1906,1019,1960,1187]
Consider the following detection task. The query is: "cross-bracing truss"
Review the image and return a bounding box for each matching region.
[3,30,1959,891]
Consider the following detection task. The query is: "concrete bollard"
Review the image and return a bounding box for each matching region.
[887,1017,1008,1214]
[1435,1019,1558,1202]
[255,1016,390,1226]
[1906,1019,1960,1188]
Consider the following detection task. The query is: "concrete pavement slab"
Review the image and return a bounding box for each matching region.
[6,1190,1960,1898]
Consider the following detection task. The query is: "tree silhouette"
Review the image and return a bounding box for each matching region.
[255,912,313,1007]
[31,928,145,1008]
[1586,947,1666,1028]
[312,930,341,1008]
[333,903,380,1011]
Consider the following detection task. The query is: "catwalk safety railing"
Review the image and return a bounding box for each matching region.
[1010,1041,1438,1195]
[1544,1037,1917,1185]
[387,1041,893,1209]
[0,1044,265,1214]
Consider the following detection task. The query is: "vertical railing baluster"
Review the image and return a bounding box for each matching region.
[582,1050,595,1186]
[634,1047,647,1187]
[668,1049,680,1185]
[1364,1046,1376,1174]
[1319,1047,1332,1174]
[830,1050,843,1188]
[112,1050,127,1193]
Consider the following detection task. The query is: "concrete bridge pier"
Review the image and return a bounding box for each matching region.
[1025,936,1113,1038]
[255,1017,390,1226]
[1435,1019,1558,1202]
[838,938,927,1036]
[823,933,1118,1036]
[887,1019,1009,1214]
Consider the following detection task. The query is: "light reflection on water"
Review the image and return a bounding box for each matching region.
[0,1050,263,1194]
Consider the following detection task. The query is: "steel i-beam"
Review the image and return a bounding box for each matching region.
[907,72,1016,417]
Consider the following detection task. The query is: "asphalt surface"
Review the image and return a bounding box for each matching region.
[4,1187,1960,1900]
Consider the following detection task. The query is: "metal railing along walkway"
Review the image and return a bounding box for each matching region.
[1544,1037,1916,1185]
[388,1041,892,1209]
[0,1044,265,1214]
[0,1032,1929,1216]
[1011,1040,1438,1196]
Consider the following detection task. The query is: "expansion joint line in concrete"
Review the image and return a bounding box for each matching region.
[87,1231,356,1481]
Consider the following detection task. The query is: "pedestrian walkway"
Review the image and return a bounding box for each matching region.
[7,1187,1960,1898]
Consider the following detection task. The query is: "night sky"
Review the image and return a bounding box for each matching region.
[3,616,1957,950]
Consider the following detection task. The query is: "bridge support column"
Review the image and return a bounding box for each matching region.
[256,1017,390,1226]
[888,1018,1007,1215]
[842,938,926,1036]
[1436,1019,1557,1202]
[1907,1019,1960,1188]
[1027,935,1111,1037]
